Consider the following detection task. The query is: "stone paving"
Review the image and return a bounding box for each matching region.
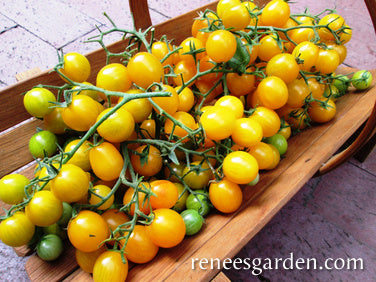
[0,0,375,281]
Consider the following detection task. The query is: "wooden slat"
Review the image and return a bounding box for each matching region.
[15,68,42,82]
[211,271,231,282]
[129,0,152,30]
[0,118,42,178]
[63,268,93,282]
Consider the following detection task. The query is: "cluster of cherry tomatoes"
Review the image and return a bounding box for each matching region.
[0,0,372,280]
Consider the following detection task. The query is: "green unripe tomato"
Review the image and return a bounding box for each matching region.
[57,202,73,227]
[180,209,204,236]
[264,133,288,155]
[351,70,373,90]
[36,234,64,261]
[29,130,58,158]
[186,190,211,217]
[23,87,57,118]
[332,75,350,95]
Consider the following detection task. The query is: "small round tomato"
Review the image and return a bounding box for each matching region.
[351,70,373,90]
[278,121,292,140]
[307,77,325,99]
[149,179,179,209]
[62,94,104,132]
[266,53,299,84]
[257,35,283,62]
[248,142,275,170]
[327,43,347,65]
[191,17,208,38]
[221,3,251,31]
[318,13,345,42]
[180,209,204,236]
[71,81,99,100]
[340,24,352,44]
[64,139,92,172]
[209,179,243,213]
[182,161,212,190]
[315,48,340,74]
[42,222,66,240]
[286,107,310,130]
[195,79,224,104]
[176,86,195,112]
[264,133,288,155]
[68,210,110,252]
[292,41,319,71]
[43,107,68,134]
[50,163,90,203]
[248,106,281,137]
[0,173,30,205]
[123,183,152,216]
[130,144,163,177]
[164,111,197,141]
[151,41,176,66]
[26,190,63,227]
[23,87,57,118]
[332,75,350,95]
[173,60,197,86]
[222,151,259,184]
[286,78,310,108]
[197,55,222,83]
[186,190,211,217]
[200,105,237,141]
[145,208,186,248]
[261,0,290,28]
[89,184,114,210]
[139,119,156,139]
[29,130,58,159]
[59,52,91,83]
[172,182,189,212]
[206,30,237,63]
[89,142,124,181]
[308,99,336,123]
[0,211,35,247]
[119,89,153,123]
[231,118,263,147]
[75,247,106,273]
[93,251,128,282]
[57,202,73,227]
[257,76,288,110]
[36,234,64,261]
[265,144,281,170]
[226,70,256,97]
[122,225,159,264]
[96,63,132,102]
[36,162,60,191]
[101,209,129,233]
[289,23,315,45]
[178,37,205,64]
[216,0,241,18]
[96,107,135,143]
[128,52,164,89]
[214,95,244,119]
[151,84,180,115]
[323,84,340,101]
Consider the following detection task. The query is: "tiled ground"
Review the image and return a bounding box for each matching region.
[0,0,375,281]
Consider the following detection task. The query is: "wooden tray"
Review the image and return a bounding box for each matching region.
[1,0,376,281]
